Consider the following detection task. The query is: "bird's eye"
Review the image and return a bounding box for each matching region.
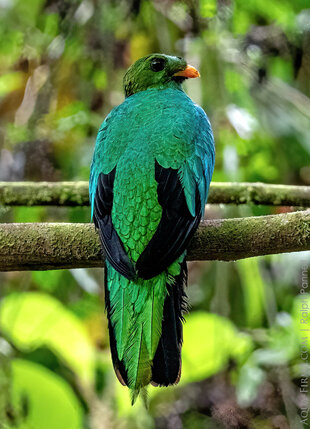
[150,58,166,72]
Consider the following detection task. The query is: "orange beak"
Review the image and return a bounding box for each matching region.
[173,64,200,78]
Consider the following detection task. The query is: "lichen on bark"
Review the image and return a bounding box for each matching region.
[0,181,309,207]
[0,210,309,271]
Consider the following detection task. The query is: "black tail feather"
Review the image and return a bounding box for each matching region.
[151,261,188,386]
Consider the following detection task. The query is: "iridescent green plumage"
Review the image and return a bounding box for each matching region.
[89,54,215,402]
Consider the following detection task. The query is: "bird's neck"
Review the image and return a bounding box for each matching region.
[124,80,184,98]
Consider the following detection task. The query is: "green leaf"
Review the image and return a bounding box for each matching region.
[200,0,217,18]
[31,271,64,292]
[11,359,83,429]
[181,311,253,384]
[0,72,24,97]
[93,69,107,90]
[13,207,46,223]
[237,259,265,328]
[0,292,95,384]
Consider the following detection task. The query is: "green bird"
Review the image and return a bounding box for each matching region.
[89,54,215,403]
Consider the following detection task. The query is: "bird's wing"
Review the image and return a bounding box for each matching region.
[89,107,136,280]
[136,105,215,280]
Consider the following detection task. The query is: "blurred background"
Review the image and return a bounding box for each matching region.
[0,0,310,428]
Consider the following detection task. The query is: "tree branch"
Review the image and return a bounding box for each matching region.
[0,181,309,207]
[0,210,309,271]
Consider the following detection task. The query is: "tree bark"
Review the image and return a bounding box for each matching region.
[0,210,309,271]
[0,181,309,207]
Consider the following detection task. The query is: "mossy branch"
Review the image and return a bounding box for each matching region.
[0,210,309,271]
[0,181,309,207]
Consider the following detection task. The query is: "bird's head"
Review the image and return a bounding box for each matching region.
[123,53,200,97]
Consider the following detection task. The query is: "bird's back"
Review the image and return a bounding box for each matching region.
[92,88,206,260]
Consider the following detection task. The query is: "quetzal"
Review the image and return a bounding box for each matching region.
[89,54,215,403]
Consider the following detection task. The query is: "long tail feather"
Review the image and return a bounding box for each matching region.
[151,260,188,386]
[104,263,129,385]
[104,259,187,401]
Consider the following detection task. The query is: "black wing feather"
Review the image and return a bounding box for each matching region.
[136,162,201,280]
[94,171,135,280]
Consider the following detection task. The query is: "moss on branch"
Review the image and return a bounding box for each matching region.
[0,181,89,207]
[0,210,309,271]
[0,181,309,207]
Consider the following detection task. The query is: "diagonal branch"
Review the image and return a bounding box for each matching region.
[0,181,309,207]
[0,210,309,271]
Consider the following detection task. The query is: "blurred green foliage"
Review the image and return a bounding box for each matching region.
[0,0,310,428]
[11,359,83,429]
